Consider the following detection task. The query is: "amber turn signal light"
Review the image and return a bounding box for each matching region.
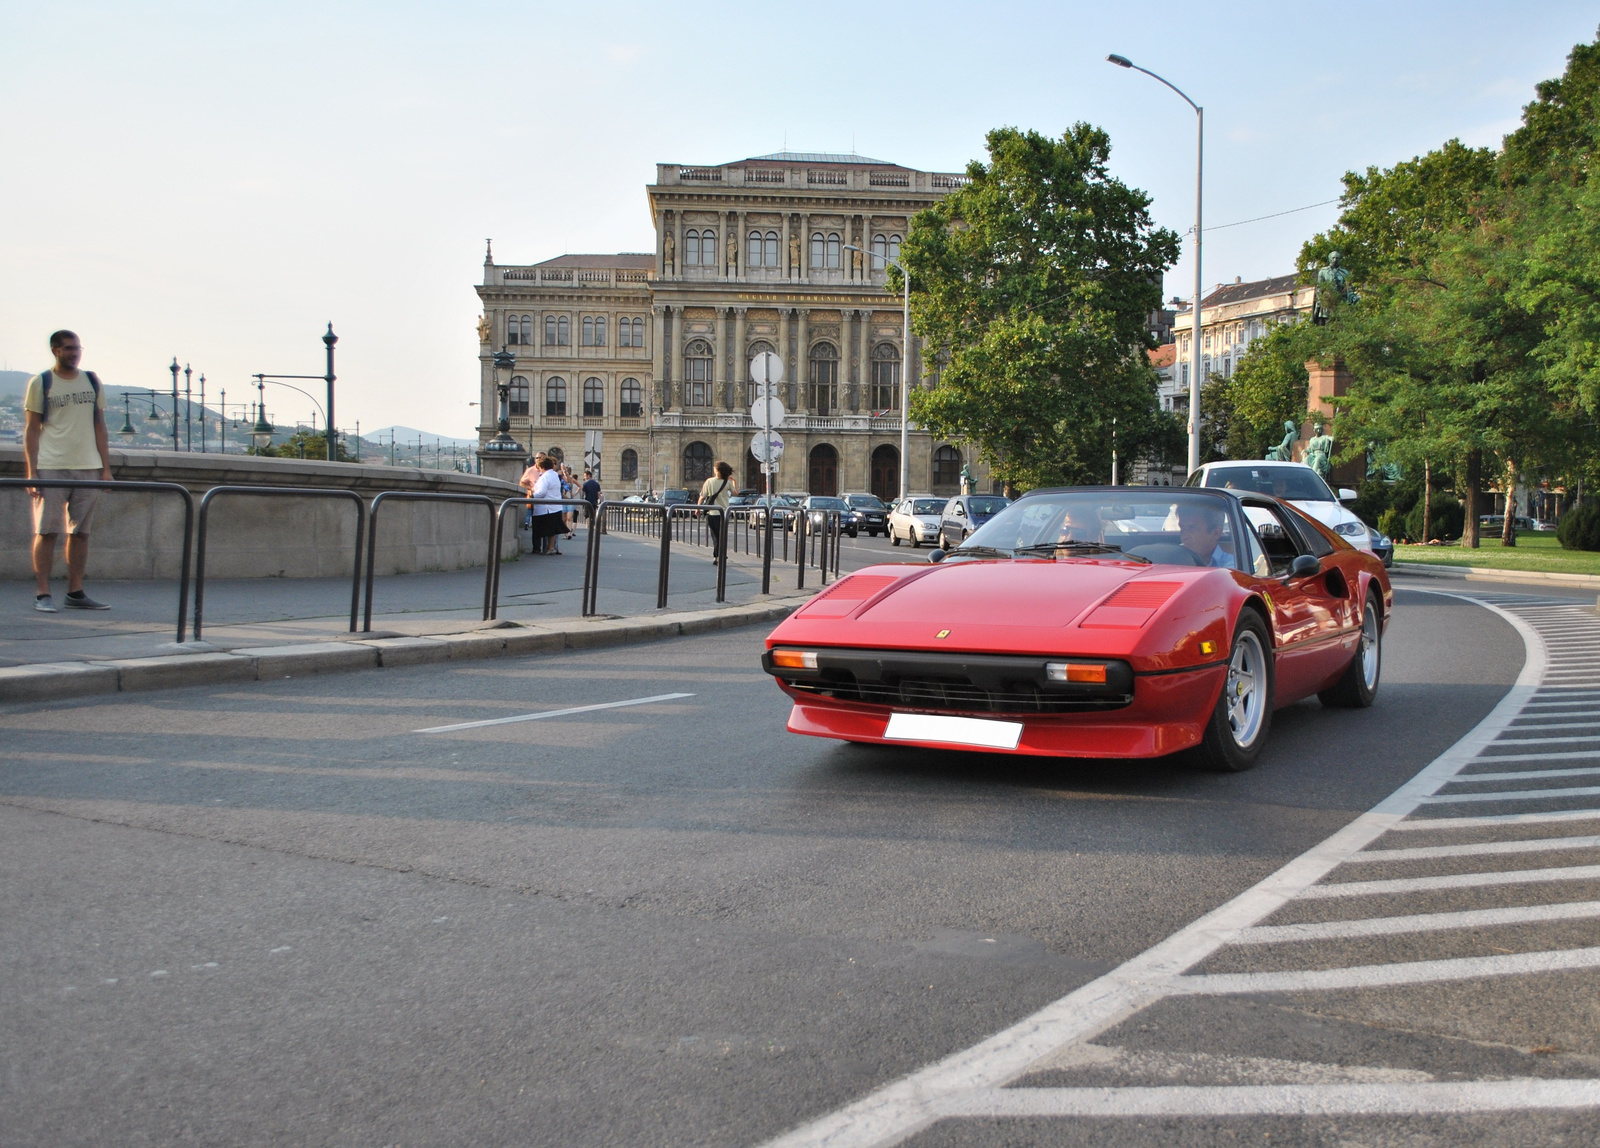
[1046,662,1107,684]
[771,649,819,670]
[1198,640,1216,656]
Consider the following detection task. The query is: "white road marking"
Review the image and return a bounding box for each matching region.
[414,692,696,733]
[1232,900,1600,944]
[1484,735,1600,746]
[1299,864,1600,898]
[1507,721,1600,730]
[1421,784,1600,802]
[1175,946,1600,996]
[1455,766,1600,781]
[1391,807,1600,830]
[952,1080,1600,1118]
[1348,834,1600,861]
[1472,750,1600,763]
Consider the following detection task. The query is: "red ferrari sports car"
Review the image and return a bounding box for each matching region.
[761,486,1392,771]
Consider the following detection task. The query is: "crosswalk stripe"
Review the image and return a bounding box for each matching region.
[1349,834,1600,861]
[1390,807,1600,830]
[1174,946,1600,996]
[1231,900,1600,943]
[1421,783,1600,802]
[1300,863,1600,898]
[1453,767,1600,781]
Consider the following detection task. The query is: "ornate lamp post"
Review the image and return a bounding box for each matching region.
[168,358,181,451]
[323,323,338,461]
[1108,53,1204,477]
[482,346,525,455]
[250,375,275,452]
[118,393,137,440]
[183,363,193,451]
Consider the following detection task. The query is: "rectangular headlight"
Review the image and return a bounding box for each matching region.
[1046,662,1107,684]
[771,649,819,670]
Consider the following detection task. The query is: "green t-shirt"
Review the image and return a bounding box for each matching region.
[25,370,107,471]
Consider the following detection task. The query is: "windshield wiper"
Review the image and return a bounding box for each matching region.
[1012,541,1151,564]
[947,544,1013,558]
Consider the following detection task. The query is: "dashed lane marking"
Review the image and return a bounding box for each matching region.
[413,692,696,733]
[761,591,1600,1147]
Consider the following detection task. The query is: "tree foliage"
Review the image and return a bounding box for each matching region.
[901,125,1180,489]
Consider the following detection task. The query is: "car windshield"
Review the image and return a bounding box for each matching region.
[962,490,1240,569]
[1201,465,1335,502]
[910,499,945,515]
[808,497,848,510]
[847,495,885,509]
[967,497,1009,515]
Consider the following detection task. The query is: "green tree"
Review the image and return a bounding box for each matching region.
[900,125,1180,490]
[250,429,351,461]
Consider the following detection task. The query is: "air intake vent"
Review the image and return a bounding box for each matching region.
[800,574,897,617]
[1081,580,1182,630]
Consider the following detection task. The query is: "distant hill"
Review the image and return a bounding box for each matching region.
[366,425,478,449]
[0,370,32,395]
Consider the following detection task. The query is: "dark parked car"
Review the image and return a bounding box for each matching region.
[840,493,889,537]
[797,496,854,536]
[748,495,799,530]
[937,494,1011,549]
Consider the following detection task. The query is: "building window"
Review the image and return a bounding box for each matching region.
[685,229,715,266]
[870,233,902,270]
[509,314,531,345]
[508,375,529,416]
[685,229,700,265]
[582,317,595,346]
[620,448,638,481]
[764,230,778,267]
[683,440,714,484]
[545,315,569,346]
[808,232,844,268]
[631,317,644,347]
[544,315,555,345]
[1180,363,1189,387]
[507,316,519,346]
[747,230,780,267]
[827,232,841,268]
[620,377,642,418]
[545,377,567,417]
[583,377,604,417]
[684,339,714,406]
[810,232,824,267]
[808,342,838,415]
[870,344,900,411]
[747,230,763,268]
[581,316,606,346]
[932,445,962,490]
[619,316,642,348]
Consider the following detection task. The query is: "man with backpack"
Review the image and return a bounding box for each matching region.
[24,330,114,612]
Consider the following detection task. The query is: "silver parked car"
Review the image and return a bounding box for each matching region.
[887,496,949,548]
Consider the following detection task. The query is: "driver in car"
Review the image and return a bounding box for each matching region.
[1177,503,1230,567]
[1055,504,1103,552]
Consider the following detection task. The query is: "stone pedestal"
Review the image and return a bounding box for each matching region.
[477,449,527,485]
[1300,360,1363,486]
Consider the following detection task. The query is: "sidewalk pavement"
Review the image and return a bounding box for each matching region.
[2,532,819,701]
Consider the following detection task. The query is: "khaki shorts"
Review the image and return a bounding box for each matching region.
[32,469,102,536]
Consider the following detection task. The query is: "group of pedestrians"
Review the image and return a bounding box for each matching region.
[518,455,603,555]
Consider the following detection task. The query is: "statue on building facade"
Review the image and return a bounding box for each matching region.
[789,233,800,274]
[1311,251,1357,325]
[1264,419,1297,461]
[476,314,492,344]
[664,231,675,274]
[726,232,737,275]
[1304,421,1335,479]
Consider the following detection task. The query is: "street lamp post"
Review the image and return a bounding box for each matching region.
[250,375,275,452]
[1108,53,1204,477]
[198,373,207,453]
[168,358,181,451]
[843,243,911,500]
[482,347,525,457]
[118,393,137,441]
[323,323,337,462]
[183,363,193,452]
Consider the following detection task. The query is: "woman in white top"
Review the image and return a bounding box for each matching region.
[531,456,566,554]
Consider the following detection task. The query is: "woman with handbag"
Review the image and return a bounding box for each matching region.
[698,460,734,561]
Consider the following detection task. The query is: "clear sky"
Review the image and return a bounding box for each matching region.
[3,1,1595,438]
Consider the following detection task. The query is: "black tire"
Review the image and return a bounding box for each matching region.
[1320,589,1382,708]
[911,535,921,549]
[1193,610,1274,773]
[891,530,901,546]
[848,529,859,538]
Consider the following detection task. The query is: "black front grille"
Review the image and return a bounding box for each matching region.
[766,648,1134,715]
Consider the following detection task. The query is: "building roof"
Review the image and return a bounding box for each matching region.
[742,150,897,166]
[1148,344,1178,369]
[1199,273,1302,309]
[533,253,655,268]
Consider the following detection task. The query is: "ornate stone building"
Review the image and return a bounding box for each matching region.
[474,152,991,500]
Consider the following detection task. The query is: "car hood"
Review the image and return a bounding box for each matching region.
[1288,498,1375,549]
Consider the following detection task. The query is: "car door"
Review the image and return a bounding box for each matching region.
[1240,500,1347,705]
[944,498,966,546]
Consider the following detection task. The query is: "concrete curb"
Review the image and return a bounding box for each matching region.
[0,597,810,703]
[1392,561,1600,590]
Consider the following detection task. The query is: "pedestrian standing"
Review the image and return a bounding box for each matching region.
[24,330,114,612]
[581,469,601,522]
[560,464,577,539]
[699,460,734,561]
[531,455,565,555]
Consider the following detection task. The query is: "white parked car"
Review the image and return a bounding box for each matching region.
[887,496,948,548]
[1187,460,1394,567]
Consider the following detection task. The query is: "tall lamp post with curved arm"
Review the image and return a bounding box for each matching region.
[843,243,910,500]
[1108,53,1204,477]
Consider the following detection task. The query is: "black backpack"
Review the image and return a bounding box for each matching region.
[37,369,101,424]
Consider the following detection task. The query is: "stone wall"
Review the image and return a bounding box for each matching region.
[1,448,521,580]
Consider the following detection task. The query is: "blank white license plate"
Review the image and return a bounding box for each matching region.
[883,712,1023,750]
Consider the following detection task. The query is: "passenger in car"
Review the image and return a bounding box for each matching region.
[1177,503,1231,568]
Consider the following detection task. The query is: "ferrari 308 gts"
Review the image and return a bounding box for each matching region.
[761,486,1392,771]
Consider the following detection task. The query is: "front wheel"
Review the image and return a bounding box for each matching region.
[1193,611,1274,772]
[1320,589,1382,708]
[910,535,921,549]
[891,529,901,546]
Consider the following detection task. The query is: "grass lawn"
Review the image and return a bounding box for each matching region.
[1393,532,1600,576]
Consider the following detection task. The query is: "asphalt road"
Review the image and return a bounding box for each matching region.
[3,582,1597,1146]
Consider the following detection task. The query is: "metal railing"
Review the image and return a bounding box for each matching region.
[362,491,498,632]
[1,477,196,643]
[486,498,595,620]
[194,486,366,640]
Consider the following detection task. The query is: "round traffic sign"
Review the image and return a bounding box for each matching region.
[749,351,784,385]
[750,395,786,429]
[750,431,785,464]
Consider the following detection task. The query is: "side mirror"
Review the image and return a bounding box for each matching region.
[927,548,947,564]
[1338,488,1358,503]
[1288,554,1321,580]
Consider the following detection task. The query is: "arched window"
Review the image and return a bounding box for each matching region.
[683,441,714,484]
[582,316,595,346]
[631,317,643,347]
[870,344,900,411]
[557,316,569,346]
[764,231,779,267]
[826,233,841,268]
[808,342,838,416]
[810,232,824,267]
[620,448,638,481]
[594,315,606,346]
[506,315,519,345]
[508,375,529,417]
[545,377,567,417]
[748,230,763,268]
[620,377,642,418]
[686,229,714,266]
[583,377,604,417]
[685,229,701,266]
[871,234,901,270]
[684,339,714,407]
[545,315,557,345]
[617,316,632,347]
[520,314,532,343]
[932,445,962,491]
